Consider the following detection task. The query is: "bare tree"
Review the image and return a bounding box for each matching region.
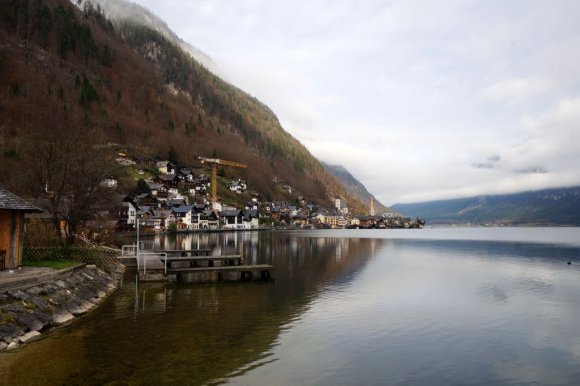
[20,112,117,245]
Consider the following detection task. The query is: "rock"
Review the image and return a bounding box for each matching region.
[96,290,106,299]
[52,308,74,325]
[86,264,97,269]
[76,285,98,301]
[40,284,58,295]
[7,341,20,350]
[66,274,82,286]
[30,296,50,310]
[26,286,43,296]
[19,330,41,343]
[15,312,44,332]
[0,341,7,351]
[1,303,27,314]
[66,299,94,316]
[0,324,25,344]
[55,280,67,288]
[47,296,60,307]
[32,310,52,327]
[7,290,30,301]
[81,272,94,281]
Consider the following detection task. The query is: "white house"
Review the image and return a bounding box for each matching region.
[171,205,194,229]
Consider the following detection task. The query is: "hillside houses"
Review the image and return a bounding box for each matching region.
[111,154,420,232]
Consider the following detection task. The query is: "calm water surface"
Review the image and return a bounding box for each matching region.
[2,228,580,385]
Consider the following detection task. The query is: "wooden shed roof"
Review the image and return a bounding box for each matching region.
[0,187,43,212]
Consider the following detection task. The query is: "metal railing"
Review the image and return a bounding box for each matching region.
[121,244,138,257]
[136,252,167,275]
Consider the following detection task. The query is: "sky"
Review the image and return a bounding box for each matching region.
[130,0,580,205]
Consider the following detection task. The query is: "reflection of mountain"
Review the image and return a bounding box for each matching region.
[1,232,385,384]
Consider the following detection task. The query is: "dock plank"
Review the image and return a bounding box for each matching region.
[166,264,273,273]
[160,255,242,262]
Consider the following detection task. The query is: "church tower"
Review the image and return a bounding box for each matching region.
[370,197,375,216]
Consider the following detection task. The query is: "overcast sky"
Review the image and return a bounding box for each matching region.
[130,0,580,205]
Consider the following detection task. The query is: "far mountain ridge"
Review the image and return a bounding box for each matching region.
[392,186,580,225]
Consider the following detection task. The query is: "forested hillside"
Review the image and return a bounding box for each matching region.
[0,0,366,213]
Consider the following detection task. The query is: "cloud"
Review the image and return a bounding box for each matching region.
[483,78,552,105]
[131,0,580,204]
[471,162,495,170]
[514,167,548,175]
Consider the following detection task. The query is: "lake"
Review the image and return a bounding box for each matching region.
[2,228,580,385]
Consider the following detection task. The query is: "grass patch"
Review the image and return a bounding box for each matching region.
[23,260,80,270]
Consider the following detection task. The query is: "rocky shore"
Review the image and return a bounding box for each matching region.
[0,264,124,352]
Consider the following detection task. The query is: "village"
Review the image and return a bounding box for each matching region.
[114,155,421,233]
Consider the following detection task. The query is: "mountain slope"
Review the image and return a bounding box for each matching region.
[82,0,219,73]
[322,162,394,214]
[0,0,367,213]
[392,186,580,225]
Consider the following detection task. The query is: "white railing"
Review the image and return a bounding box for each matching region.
[121,244,138,257]
[137,252,167,275]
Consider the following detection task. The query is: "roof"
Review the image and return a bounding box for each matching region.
[0,187,43,212]
[172,205,194,214]
[156,174,178,181]
[221,209,242,217]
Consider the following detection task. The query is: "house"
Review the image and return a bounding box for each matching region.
[156,161,176,175]
[228,179,247,193]
[146,183,164,196]
[150,210,171,232]
[0,187,42,271]
[358,216,377,228]
[180,169,195,182]
[171,205,194,230]
[311,213,326,225]
[167,198,187,207]
[243,209,260,229]
[154,174,180,190]
[114,195,139,230]
[291,214,308,227]
[101,177,118,189]
[136,193,160,208]
[220,209,244,229]
[324,215,347,228]
[200,210,219,229]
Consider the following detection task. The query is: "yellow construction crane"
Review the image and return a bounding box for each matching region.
[198,156,247,207]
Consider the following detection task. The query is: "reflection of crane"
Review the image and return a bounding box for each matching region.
[198,156,247,208]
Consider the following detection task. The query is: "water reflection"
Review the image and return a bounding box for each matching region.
[2,230,580,386]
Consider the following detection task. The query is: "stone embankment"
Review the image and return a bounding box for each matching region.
[0,264,124,352]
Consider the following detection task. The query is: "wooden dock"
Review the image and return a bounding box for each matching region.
[137,250,273,283]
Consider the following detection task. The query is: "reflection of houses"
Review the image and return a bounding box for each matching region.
[0,187,42,271]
